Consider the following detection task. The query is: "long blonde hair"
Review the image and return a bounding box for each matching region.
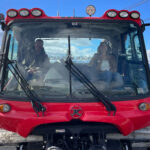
[98,41,111,56]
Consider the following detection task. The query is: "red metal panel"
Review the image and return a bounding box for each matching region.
[0,97,150,137]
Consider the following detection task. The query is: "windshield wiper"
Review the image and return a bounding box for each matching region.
[65,58,116,114]
[7,59,46,116]
[3,34,46,116]
[65,36,116,115]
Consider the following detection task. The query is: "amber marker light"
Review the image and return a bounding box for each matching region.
[0,104,11,113]
[139,103,150,111]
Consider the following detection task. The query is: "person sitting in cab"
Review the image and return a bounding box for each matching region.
[89,41,123,88]
[25,39,50,81]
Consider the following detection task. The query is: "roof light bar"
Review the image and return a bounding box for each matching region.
[119,11,129,18]
[19,9,30,17]
[31,9,42,17]
[7,10,17,18]
[130,11,140,19]
[107,10,117,18]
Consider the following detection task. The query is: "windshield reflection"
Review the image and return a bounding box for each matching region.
[2,21,149,99]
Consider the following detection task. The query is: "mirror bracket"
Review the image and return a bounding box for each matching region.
[141,23,150,32]
[0,22,6,31]
[0,13,6,31]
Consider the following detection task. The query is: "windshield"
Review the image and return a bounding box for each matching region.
[2,20,149,100]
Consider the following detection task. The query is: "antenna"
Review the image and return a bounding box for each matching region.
[73,8,75,17]
[57,0,60,16]
[57,11,59,17]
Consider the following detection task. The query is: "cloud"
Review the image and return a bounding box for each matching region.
[43,38,98,63]
[71,46,94,57]
[44,38,68,55]
[71,38,92,47]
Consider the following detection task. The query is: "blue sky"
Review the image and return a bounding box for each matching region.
[0,0,150,49]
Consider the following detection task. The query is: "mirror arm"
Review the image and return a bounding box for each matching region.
[143,23,150,26]
[141,23,150,32]
[0,22,6,31]
[0,14,6,31]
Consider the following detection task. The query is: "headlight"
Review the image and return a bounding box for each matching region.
[139,103,150,111]
[0,104,11,113]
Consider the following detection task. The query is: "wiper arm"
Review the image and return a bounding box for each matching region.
[2,34,45,116]
[7,59,46,116]
[65,57,116,115]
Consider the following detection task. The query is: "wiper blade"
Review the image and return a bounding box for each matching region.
[65,57,116,115]
[7,59,46,116]
[1,34,45,116]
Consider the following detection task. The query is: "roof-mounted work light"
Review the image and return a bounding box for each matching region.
[86,5,96,16]
[119,11,129,18]
[31,9,42,17]
[7,10,17,18]
[107,10,117,18]
[19,9,30,17]
[130,11,140,19]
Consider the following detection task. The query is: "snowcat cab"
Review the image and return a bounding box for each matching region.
[0,6,150,150]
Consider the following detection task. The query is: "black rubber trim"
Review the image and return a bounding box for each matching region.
[0,92,150,102]
[7,18,141,27]
[31,121,120,135]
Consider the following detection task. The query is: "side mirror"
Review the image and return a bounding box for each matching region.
[0,13,5,31]
[0,14,4,21]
